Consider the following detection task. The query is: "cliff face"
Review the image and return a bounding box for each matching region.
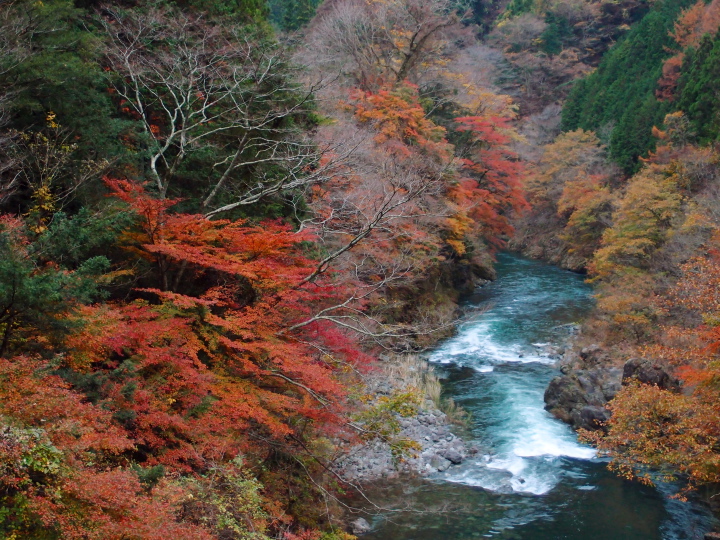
[544,345,621,431]
[384,253,496,351]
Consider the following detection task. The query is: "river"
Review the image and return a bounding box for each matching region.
[357,253,716,540]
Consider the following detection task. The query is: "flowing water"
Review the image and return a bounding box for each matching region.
[358,253,716,540]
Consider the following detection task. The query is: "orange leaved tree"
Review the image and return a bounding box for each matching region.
[2,177,374,535]
[586,246,720,495]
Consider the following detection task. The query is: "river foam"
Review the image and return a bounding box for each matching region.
[428,278,596,496]
[430,319,552,367]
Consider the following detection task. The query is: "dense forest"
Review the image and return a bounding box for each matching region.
[0,0,526,537]
[0,0,719,537]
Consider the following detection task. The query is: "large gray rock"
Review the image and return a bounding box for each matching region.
[545,350,684,432]
[622,358,680,391]
[544,374,614,430]
[545,374,591,424]
[441,448,464,464]
[579,344,603,361]
[576,405,611,429]
[430,455,452,472]
[544,346,622,431]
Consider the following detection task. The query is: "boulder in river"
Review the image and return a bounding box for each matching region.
[430,455,452,472]
[441,448,464,465]
[545,350,683,431]
[544,371,618,431]
[544,345,622,431]
[578,405,611,428]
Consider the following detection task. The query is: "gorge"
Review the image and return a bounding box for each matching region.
[355,254,717,539]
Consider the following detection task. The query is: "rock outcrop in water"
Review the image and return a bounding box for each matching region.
[544,344,622,431]
[544,344,682,431]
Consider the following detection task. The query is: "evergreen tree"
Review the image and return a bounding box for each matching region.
[677,32,720,144]
[268,0,321,31]
[561,0,695,172]
[540,12,571,55]
[3,1,129,173]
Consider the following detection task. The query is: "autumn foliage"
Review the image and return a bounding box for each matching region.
[0,178,373,537]
[449,116,526,252]
[349,84,526,256]
[586,247,720,494]
[0,0,536,536]
[0,91,530,533]
[657,0,720,101]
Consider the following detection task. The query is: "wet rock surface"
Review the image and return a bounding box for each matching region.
[544,344,682,431]
[544,344,622,431]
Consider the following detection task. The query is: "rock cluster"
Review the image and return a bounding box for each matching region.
[544,344,681,431]
[544,344,621,431]
[622,357,680,391]
[336,404,470,483]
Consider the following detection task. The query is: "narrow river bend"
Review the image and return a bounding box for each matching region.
[360,253,714,540]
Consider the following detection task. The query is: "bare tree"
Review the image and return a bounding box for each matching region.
[101,5,349,214]
[275,119,460,350]
[306,0,465,91]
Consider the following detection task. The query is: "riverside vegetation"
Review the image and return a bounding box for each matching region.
[0,0,719,538]
[506,0,720,510]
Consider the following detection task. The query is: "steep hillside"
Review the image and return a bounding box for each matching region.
[561,0,696,172]
[0,0,529,537]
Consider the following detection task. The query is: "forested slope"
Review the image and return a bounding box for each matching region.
[561,0,695,171]
[1,0,719,535]
[0,0,527,537]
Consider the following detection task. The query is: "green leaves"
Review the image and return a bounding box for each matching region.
[35,208,131,267]
[353,389,423,462]
[561,0,695,172]
[269,0,321,31]
[677,32,720,144]
[0,214,115,356]
[3,1,128,170]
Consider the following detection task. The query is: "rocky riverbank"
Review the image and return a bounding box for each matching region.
[333,257,492,485]
[337,403,473,483]
[544,343,680,431]
[334,356,473,484]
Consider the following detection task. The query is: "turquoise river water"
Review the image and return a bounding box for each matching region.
[356,253,717,540]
